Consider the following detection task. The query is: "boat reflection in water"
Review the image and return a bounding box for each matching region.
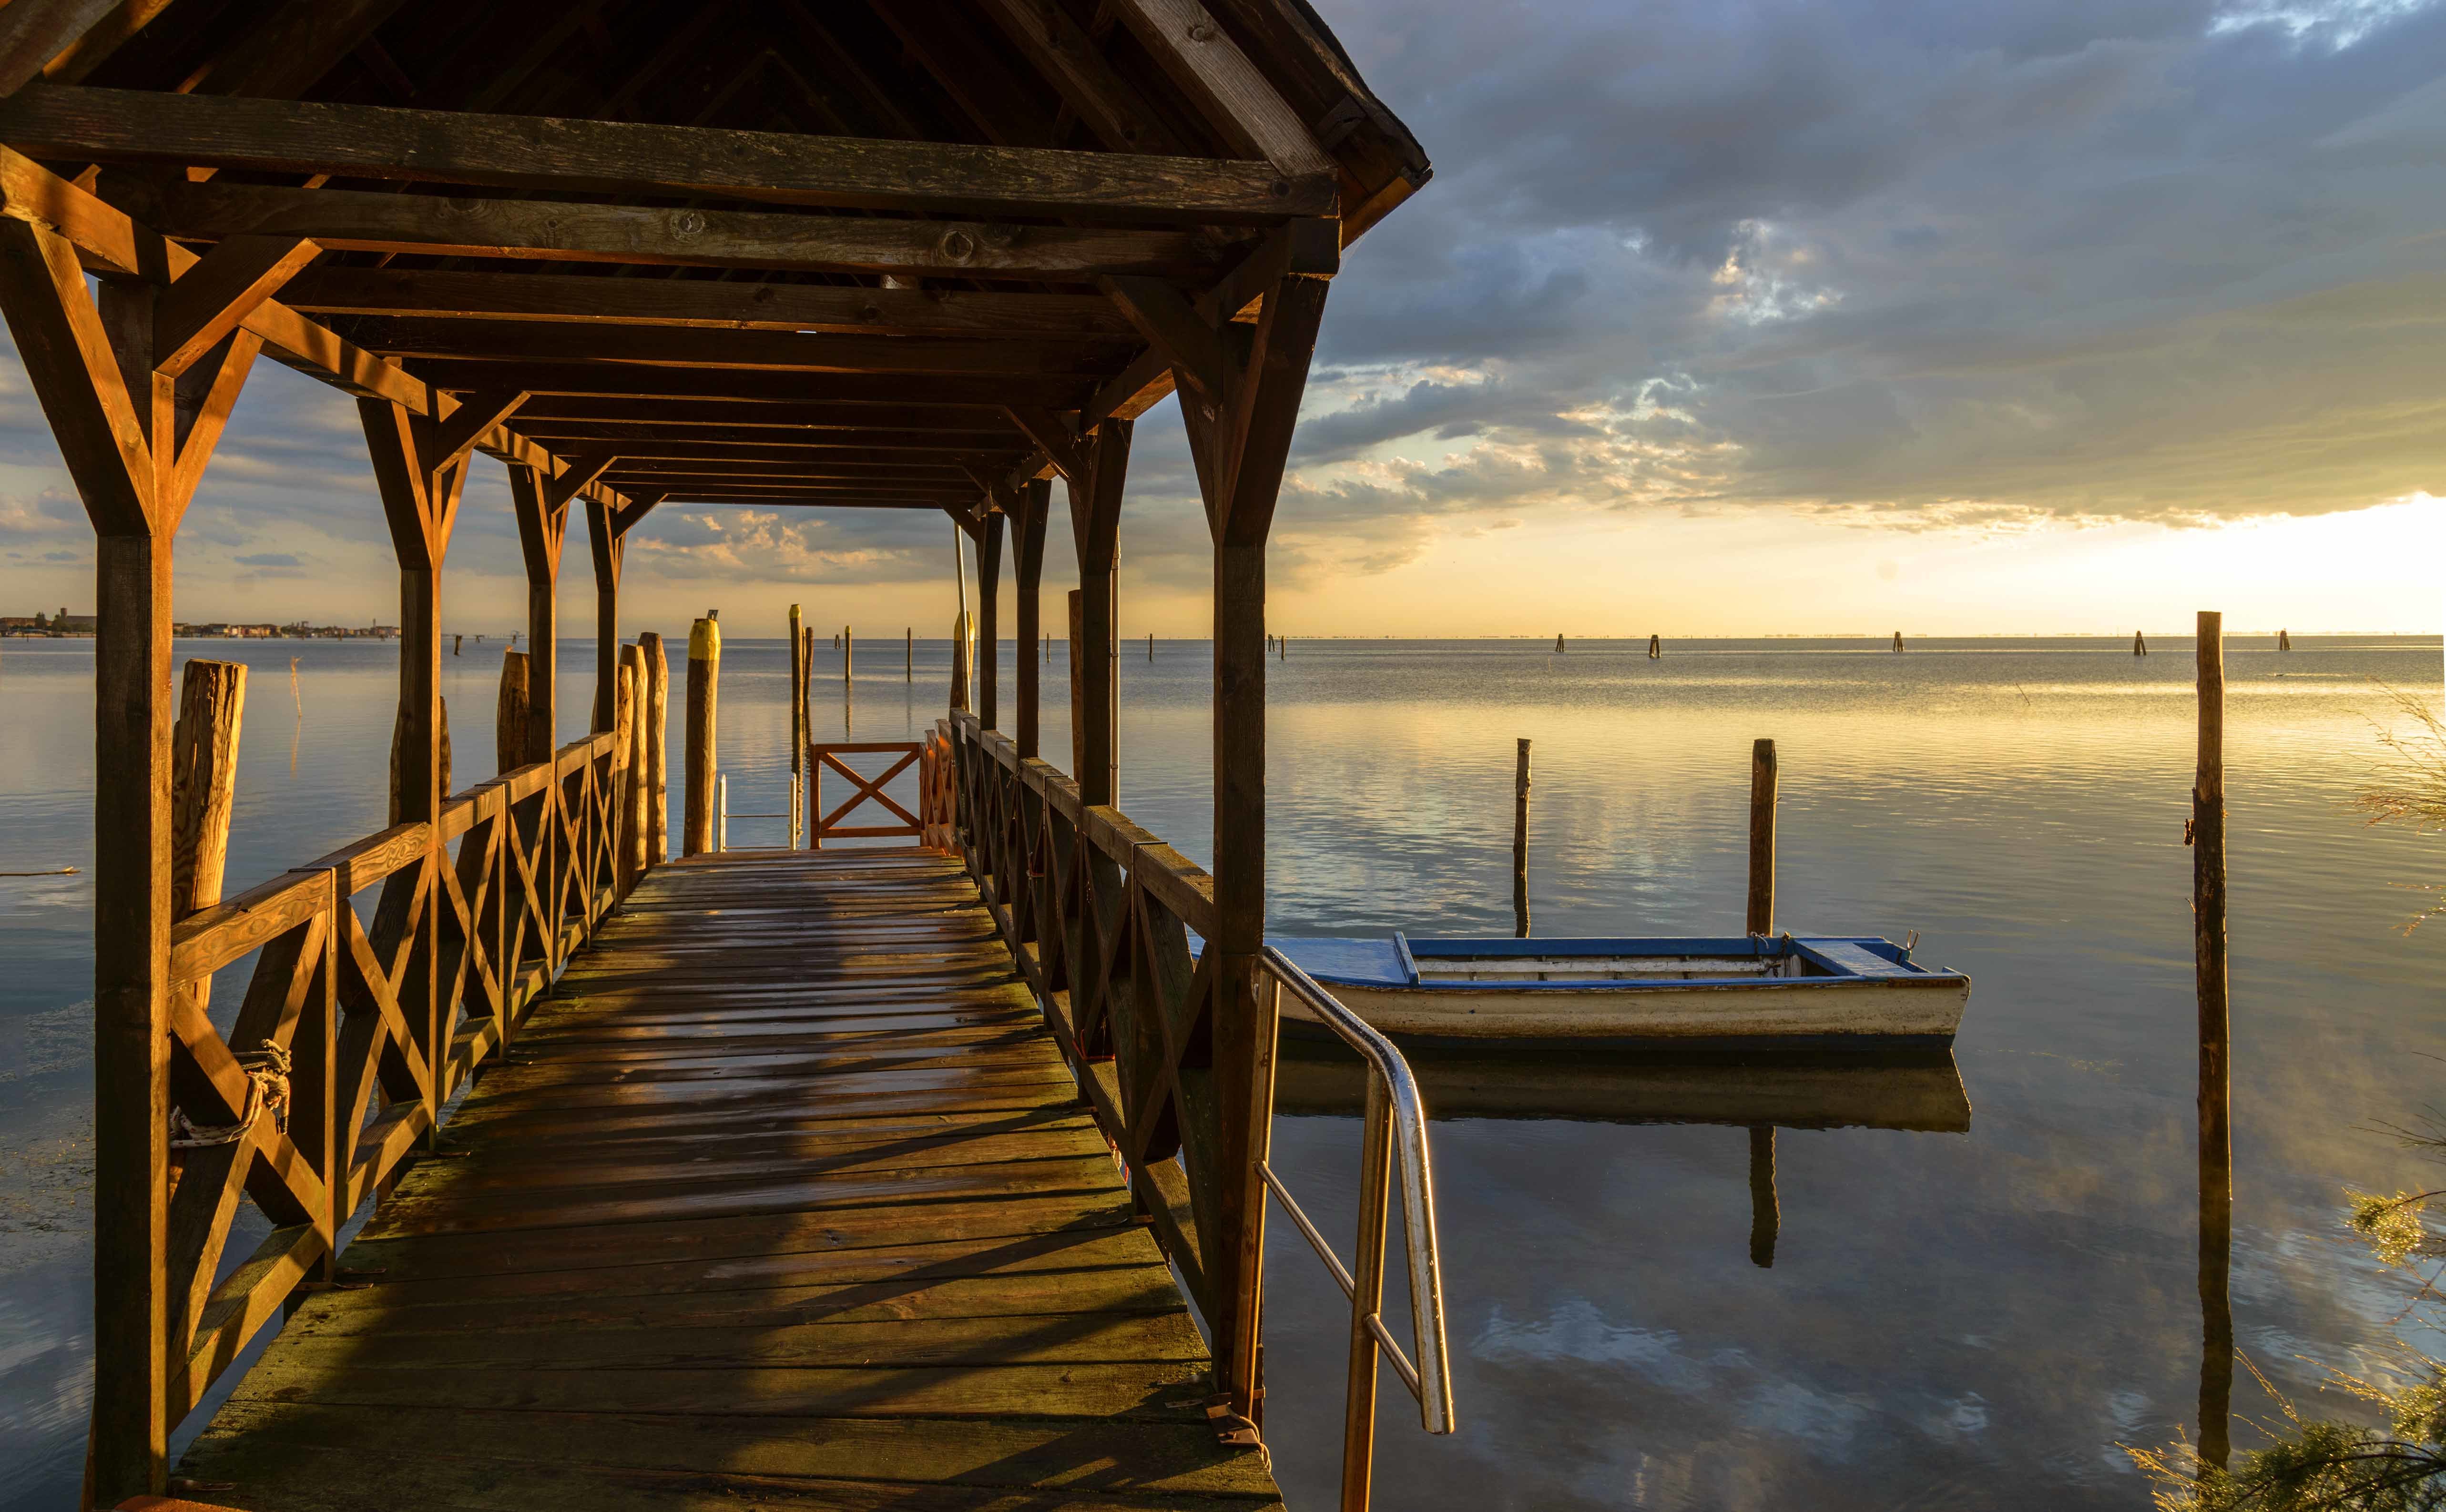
[1273,1044,1970,1268]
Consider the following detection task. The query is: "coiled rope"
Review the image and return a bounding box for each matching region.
[169,1043,291,1149]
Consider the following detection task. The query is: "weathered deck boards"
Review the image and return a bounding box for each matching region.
[180,847,1282,1512]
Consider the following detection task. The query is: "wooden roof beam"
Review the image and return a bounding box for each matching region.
[120,179,1242,281]
[333,317,1130,377]
[509,396,1020,430]
[406,361,1086,408]
[0,86,1336,223]
[1111,0,1335,179]
[278,267,1138,340]
[977,0,1192,156]
[0,142,628,511]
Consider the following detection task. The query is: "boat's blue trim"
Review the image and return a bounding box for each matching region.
[1390,931,1421,986]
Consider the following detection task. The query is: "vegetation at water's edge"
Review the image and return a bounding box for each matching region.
[2353,688,2446,928]
[2130,1145,2446,1509]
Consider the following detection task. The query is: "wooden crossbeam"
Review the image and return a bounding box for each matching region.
[545,447,621,513]
[1004,406,1087,481]
[0,86,1335,223]
[121,180,1242,281]
[1112,0,1336,178]
[509,432,1021,462]
[334,317,1130,377]
[0,143,629,513]
[280,267,1138,339]
[978,0,1192,155]
[410,361,1085,407]
[151,236,319,380]
[509,398,1016,432]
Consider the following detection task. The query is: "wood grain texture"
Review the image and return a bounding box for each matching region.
[178,847,1271,1510]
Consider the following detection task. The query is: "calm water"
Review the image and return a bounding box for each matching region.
[3,632,2442,1509]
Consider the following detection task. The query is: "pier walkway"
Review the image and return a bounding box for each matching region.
[176,847,1284,1512]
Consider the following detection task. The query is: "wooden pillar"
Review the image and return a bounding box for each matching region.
[361,398,464,1165]
[976,509,1005,731]
[907,626,914,683]
[1512,738,1530,938]
[0,209,292,1502]
[620,645,649,890]
[171,660,246,1012]
[788,605,805,847]
[508,466,563,764]
[844,624,854,681]
[586,498,621,732]
[1012,480,1050,758]
[1747,739,1777,936]
[495,651,529,775]
[639,631,669,865]
[1067,419,1128,805]
[683,616,720,857]
[2193,609,2232,1471]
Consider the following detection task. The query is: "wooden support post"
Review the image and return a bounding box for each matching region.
[495,651,529,775]
[1149,631,1155,660]
[1013,480,1050,758]
[170,660,246,1014]
[360,396,464,1159]
[951,609,973,713]
[509,467,562,765]
[683,616,720,857]
[639,631,668,866]
[620,645,648,890]
[1648,634,1661,660]
[1066,589,1084,763]
[0,208,285,1503]
[1747,739,1776,937]
[1068,419,1128,805]
[587,499,621,732]
[976,510,1004,731]
[1748,1126,1779,1269]
[788,604,804,846]
[2135,629,2148,658]
[2192,608,2232,1471]
[907,627,914,683]
[844,624,854,682]
[1513,738,1531,939]
[1893,631,1904,653]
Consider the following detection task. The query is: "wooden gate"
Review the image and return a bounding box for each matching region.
[806,741,925,847]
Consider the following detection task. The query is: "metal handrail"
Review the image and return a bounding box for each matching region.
[1257,944,1454,1508]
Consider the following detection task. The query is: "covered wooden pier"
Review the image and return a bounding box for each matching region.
[0,1,1438,1508]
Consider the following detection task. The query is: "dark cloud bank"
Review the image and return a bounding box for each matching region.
[2,0,2442,598]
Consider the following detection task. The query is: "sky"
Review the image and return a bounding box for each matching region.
[1,0,2443,638]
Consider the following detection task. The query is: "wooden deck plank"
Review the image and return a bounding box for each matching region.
[179,848,1276,1509]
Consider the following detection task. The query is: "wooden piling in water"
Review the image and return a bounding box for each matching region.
[1513,738,1531,938]
[844,625,853,681]
[2192,608,2232,1470]
[1748,1126,1779,1268]
[612,656,638,896]
[171,660,245,1014]
[640,631,668,865]
[453,633,461,656]
[2135,630,2148,657]
[788,606,805,845]
[495,651,529,776]
[1748,738,1777,937]
[1554,633,1563,653]
[907,627,913,682]
[1149,631,1154,660]
[1648,634,1661,660]
[683,616,720,858]
[1893,631,1904,652]
[2277,628,2291,651]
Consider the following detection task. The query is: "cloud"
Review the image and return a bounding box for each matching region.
[5,0,2446,616]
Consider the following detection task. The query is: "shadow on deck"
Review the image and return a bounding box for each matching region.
[178,847,1283,1511]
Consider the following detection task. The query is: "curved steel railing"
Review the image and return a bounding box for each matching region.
[1256,944,1454,1508]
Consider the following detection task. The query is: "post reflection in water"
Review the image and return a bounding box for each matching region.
[2201,1009,2235,1472]
[1749,1126,1780,1269]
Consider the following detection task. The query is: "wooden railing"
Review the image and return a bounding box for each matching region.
[938,711,1457,1502]
[139,728,625,1439]
[939,711,1241,1348]
[805,741,925,847]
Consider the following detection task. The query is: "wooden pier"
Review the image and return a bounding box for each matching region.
[179,847,1282,1510]
[0,3,1439,1505]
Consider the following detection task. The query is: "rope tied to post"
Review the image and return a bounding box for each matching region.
[169,1043,291,1149]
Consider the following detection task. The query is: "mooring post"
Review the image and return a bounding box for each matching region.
[1513,738,1532,938]
[496,651,529,776]
[171,660,246,1016]
[1648,634,1661,660]
[2135,629,2148,657]
[906,627,913,683]
[1748,738,1777,936]
[1749,1126,1779,1268]
[640,632,668,866]
[683,615,720,858]
[2192,608,2232,1470]
[844,624,854,682]
[612,657,638,898]
[1892,631,1904,653]
[788,605,804,848]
